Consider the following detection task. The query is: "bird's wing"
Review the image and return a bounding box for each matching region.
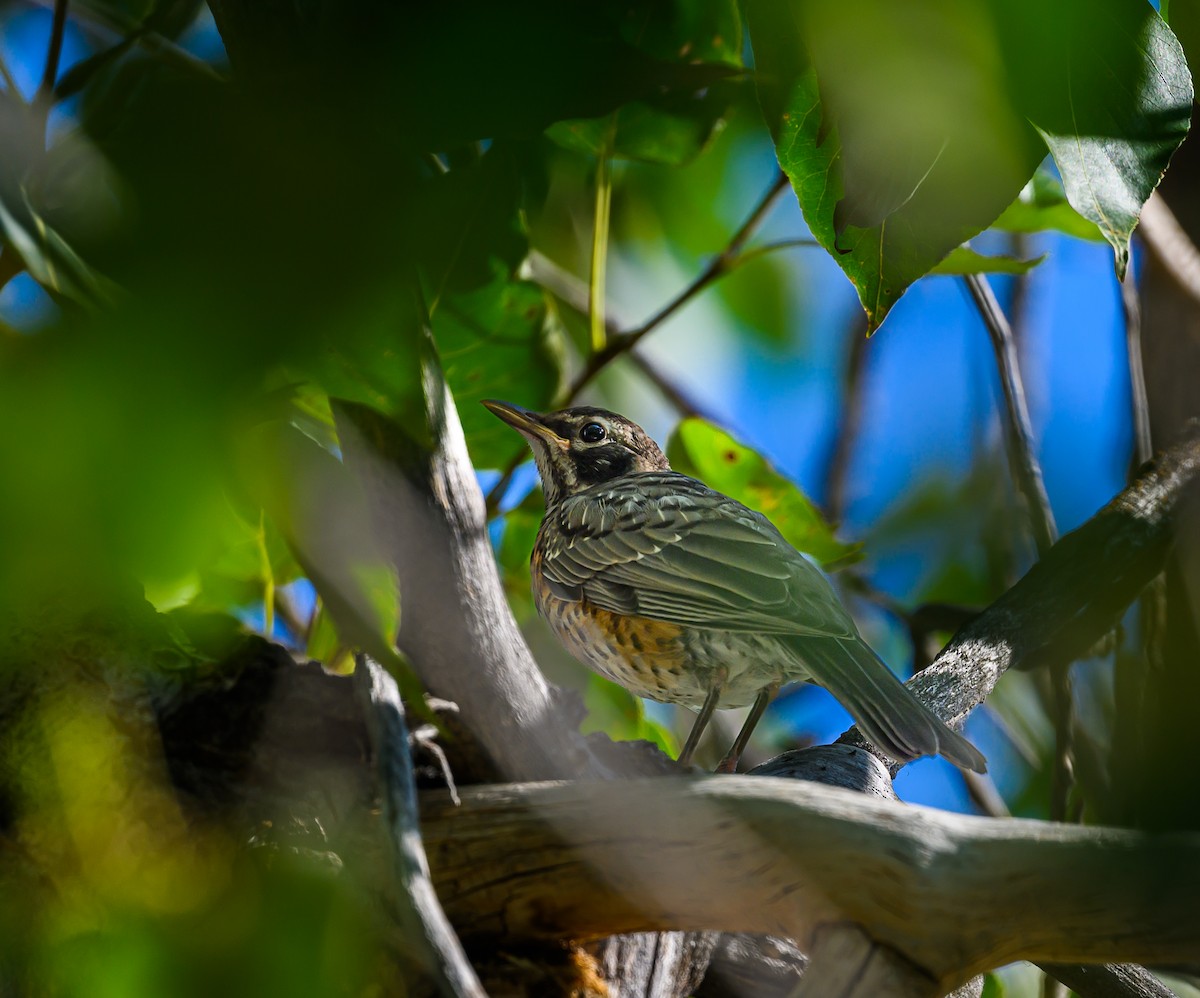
[539,472,855,638]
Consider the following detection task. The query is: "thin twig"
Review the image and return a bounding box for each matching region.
[1139,191,1200,308]
[487,180,795,518]
[823,310,870,524]
[36,0,70,108]
[963,273,1058,556]
[1122,270,1152,467]
[0,52,23,99]
[628,351,704,419]
[588,127,615,353]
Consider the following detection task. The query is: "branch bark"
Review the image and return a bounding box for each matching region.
[420,776,1200,993]
[837,420,1200,773]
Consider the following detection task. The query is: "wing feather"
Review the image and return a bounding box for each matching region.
[540,472,854,638]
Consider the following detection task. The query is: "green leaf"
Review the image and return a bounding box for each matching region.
[746,0,1044,331]
[1023,6,1193,278]
[545,1,742,166]
[238,420,425,707]
[747,0,1191,327]
[0,189,122,309]
[991,166,1105,242]
[666,418,860,569]
[433,272,565,469]
[930,247,1046,276]
[980,972,1007,998]
[581,674,679,756]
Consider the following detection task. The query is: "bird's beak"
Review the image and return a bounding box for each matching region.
[482,399,569,450]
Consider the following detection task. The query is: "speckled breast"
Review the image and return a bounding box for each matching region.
[531,549,783,709]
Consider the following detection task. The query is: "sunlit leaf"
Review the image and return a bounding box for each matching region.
[581,673,679,756]
[930,247,1046,276]
[746,0,1043,331]
[1024,6,1192,277]
[991,166,1105,242]
[666,418,861,569]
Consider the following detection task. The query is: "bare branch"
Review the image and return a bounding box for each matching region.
[1139,192,1200,308]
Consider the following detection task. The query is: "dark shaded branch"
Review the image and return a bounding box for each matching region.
[837,421,1200,774]
[36,0,69,109]
[823,309,870,524]
[353,658,485,998]
[1037,964,1180,998]
[1124,271,1153,465]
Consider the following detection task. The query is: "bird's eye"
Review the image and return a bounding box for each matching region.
[579,422,606,444]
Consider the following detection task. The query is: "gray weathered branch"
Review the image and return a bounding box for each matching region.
[420,776,1200,995]
[353,657,485,998]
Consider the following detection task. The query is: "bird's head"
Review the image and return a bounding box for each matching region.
[483,400,669,504]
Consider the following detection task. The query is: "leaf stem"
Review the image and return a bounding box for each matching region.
[564,169,791,403]
[257,509,275,637]
[588,126,616,354]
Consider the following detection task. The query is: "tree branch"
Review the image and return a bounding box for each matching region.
[419,777,1200,992]
[836,420,1200,773]
[353,657,485,998]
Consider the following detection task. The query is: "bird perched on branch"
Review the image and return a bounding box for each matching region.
[484,400,985,774]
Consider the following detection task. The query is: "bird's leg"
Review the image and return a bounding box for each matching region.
[716,682,779,774]
[677,668,726,768]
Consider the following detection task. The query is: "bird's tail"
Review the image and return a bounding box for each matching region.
[791,635,987,773]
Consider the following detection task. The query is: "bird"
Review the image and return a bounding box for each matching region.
[483,399,986,774]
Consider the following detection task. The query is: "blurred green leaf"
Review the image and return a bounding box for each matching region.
[0,189,121,308]
[433,272,565,469]
[991,166,1105,242]
[581,673,679,755]
[666,418,861,569]
[385,2,738,150]
[980,972,1007,998]
[239,420,423,706]
[930,247,1046,276]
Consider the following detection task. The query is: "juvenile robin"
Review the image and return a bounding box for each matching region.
[484,400,986,774]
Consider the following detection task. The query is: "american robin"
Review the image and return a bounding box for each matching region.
[483,400,986,774]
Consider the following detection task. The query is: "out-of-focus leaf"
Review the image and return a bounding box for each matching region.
[433,272,565,469]
[930,247,1046,276]
[746,0,1044,331]
[666,418,861,569]
[996,0,1192,279]
[416,146,529,301]
[545,1,741,166]
[980,972,1006,998]
[991,166,1105,242]
[187,495,302,614]
[306,599,353,674]
[0,190,121,308]
[238,420,423,707]
[581,673,679,756]
[385,1,738,150]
